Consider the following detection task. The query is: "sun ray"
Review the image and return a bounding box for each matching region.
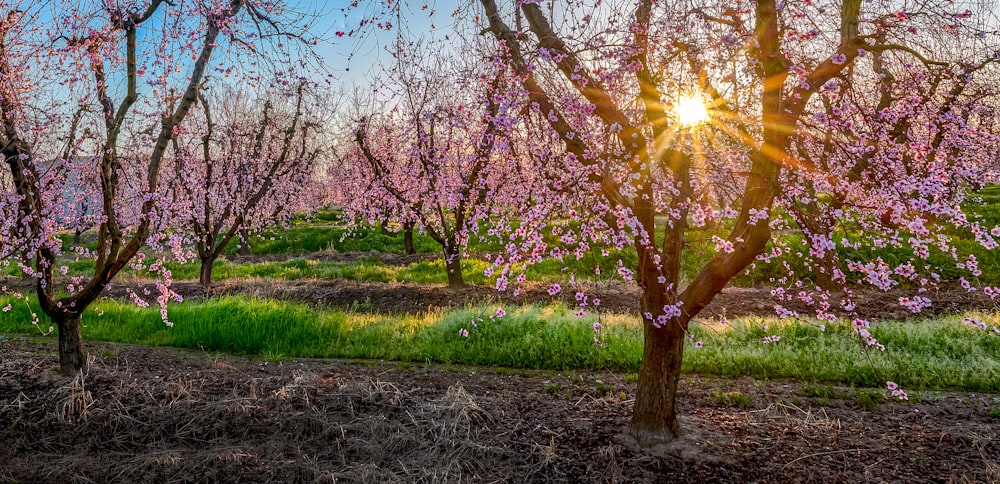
[675,95,710,127]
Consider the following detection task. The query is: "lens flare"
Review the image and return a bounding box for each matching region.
[675,95,710,126]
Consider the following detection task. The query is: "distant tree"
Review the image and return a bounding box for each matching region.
[339,44,524,288]
[167,79,324,286]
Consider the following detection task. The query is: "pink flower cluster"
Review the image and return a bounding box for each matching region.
[886,381,908,400]
[898,296,931,313]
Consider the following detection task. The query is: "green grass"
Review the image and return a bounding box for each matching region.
[2,296,998,392]
[166,257,496,285]
[8,256,498,286]
[226,224,441,255]
[683,314,1000,391]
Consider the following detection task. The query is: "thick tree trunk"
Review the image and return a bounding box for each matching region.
[403,221,416,255]
[444,245,464,288]
[54,311,87,376]
[199,255,217,287]
[628,284,686,444]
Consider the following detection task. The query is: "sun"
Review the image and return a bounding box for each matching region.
[675,95,710,127]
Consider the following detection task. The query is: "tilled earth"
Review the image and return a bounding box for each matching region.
[1,337,998,483]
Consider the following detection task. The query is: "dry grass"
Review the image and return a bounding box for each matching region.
[2,340,998,483]
[0,355,540,482]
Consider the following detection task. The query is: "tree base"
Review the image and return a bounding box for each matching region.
[56,312,88,377]
[443,282,468,291]
[618,415,732,464]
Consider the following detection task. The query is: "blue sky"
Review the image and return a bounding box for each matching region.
[289,0,464,87]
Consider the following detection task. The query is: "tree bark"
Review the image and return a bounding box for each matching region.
[199,255,217,287]
[444,244,464,288]
[403,221,416,255]
[629,292,687,443]
[54,311,87,376]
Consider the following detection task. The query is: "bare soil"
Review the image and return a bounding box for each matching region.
[1,337,997,483]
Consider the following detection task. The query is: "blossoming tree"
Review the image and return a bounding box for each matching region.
[0,0,308,375]
[339,45,526,288]
[475,0,1000,444]
[166,78,325,286]
[779,49,1000,292]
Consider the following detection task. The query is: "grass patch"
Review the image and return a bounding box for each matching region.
[1,296,999,393]
[855,389,883,410]
[23,256,499,286]
[227,224,441,255]
[713,389,753,407]
[683,314,1000,391]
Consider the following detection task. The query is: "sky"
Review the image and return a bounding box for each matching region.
[286,0,465,88]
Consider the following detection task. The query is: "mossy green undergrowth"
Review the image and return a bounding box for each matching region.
[1,296,997,392]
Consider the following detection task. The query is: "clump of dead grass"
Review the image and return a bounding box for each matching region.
[0,351,553,483]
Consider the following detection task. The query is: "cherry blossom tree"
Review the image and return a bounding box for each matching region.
[0,0,312,375]
[474,0,1000,444]
[166,78,325,286]
[339,44,524,288]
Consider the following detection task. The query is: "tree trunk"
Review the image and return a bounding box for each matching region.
[54,311,87,376]
[238,226,250,256]
[199,255,217,287]
[444,246,464,288]
[628,284,686,444]
[403,221,416,255]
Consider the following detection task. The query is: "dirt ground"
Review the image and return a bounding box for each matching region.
[1,337,998,483]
